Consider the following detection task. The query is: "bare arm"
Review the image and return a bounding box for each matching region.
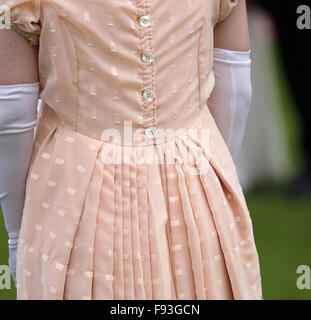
[0,30,39,85]
[214,0,250,51]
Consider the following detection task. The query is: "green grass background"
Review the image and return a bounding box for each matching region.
[0,206,17,300]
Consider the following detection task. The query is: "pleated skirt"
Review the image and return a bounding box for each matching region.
[16,103,262,300]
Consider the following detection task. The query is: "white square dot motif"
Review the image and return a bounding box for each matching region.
[172,244,182,252]
[55,158,65,165]
[170,219,180,227]
[34,224,42,231]
[42,254,49,262]
[55,262,65,271]
[66,187,77,196]
[48,180,57,187]
[77,165,86,173]
[49,286,57,294]
[105,274,114,281]
[49,232,56,240]
[41,152,51,160]
[42,202,50,210]
[58,209,66,217]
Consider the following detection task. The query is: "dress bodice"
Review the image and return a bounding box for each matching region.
[1,0,238,146]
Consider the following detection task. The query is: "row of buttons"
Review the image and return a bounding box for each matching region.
[138,15,157,140]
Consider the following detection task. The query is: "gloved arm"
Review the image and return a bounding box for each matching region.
[208,48,252,162]
[0,82,39,284]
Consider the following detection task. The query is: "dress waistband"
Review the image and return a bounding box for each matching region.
[38,100,210,149]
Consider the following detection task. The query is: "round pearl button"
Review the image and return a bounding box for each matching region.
[139,15,151,28]
[142,51,154,64]
[142,89,155,102]
[145,127,157,139]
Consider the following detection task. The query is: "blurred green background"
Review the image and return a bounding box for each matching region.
[0,205,16,300]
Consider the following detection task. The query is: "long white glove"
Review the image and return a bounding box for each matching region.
[208,48,252,162]
[0,82,39,284]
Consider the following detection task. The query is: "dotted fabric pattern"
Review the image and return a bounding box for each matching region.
[1,0,262,300]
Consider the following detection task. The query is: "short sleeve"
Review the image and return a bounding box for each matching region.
[216,0,239,23]
[0,0,41,46]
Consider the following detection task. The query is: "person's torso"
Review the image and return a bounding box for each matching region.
[38,0,218,146]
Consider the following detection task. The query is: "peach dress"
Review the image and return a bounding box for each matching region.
[2,0,262,299]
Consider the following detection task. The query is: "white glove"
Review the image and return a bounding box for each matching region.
[0,82,39,284]
[208,48,252,162]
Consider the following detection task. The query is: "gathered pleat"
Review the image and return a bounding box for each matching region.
[128,156,145,299]
[92,151,115,300]
[63,157,104,300]
[174,143,207,300]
